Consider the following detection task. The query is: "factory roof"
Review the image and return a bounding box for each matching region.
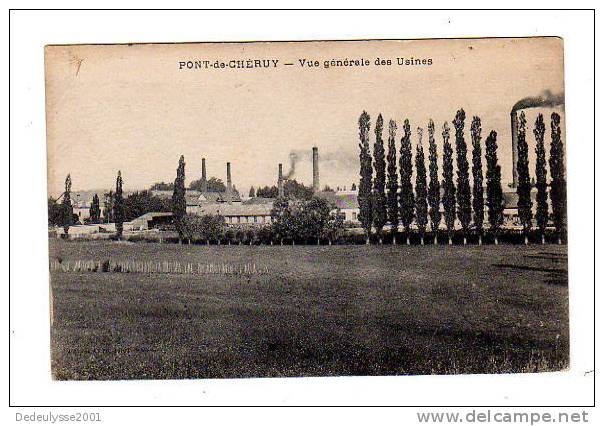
[199,191,242,203]
[134,212,173,220]
[316,191,359,210]
[197,202,273,217]
[151,189,201,206]
[151,188,241,204]
[243,197,276,205]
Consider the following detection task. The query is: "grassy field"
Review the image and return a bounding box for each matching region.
[49,239,568,380]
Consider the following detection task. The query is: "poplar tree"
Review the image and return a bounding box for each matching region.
[114,171,124,240]
[358,111,373,244]
[441,122,456,244]
[485,131,504,244]
[249,186,256,198]
[427,119,441,244]
[61,174,73,236]
[386,119,399,244]
[471,116,484,245]
[533,113,549,244]
[414,127,428,245]
[103,190,114,223]
[172,155,187,243]
[516,111,533,244]
[549,112,566,244]
[89,193,101,224]
[398,119,414,245]
[453,109,472,245]
[372,114,387,243]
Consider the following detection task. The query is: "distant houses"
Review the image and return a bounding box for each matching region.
[53,144,548,240]
[61,183,539,236]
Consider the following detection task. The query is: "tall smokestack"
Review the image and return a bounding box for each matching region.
[510,90,564,188]
[312,146,319,192]
[201,158,208,192]
[226,162,232,204]
[510,110,519,188]
[278,163,284,198]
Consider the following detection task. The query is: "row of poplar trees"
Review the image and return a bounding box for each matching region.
[358,109,566,245]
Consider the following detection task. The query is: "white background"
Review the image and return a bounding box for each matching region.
[5,4,599,425]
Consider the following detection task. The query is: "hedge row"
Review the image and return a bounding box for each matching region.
[111,228,565,246]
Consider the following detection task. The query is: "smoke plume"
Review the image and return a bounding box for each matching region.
[511,90,564,112]
[284,150,307,179]
[284,149,357,179]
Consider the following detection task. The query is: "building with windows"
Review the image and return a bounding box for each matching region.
[198,199,273,226]
[316,190,360,223]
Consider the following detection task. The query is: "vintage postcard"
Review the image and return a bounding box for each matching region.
[45,38,567,380]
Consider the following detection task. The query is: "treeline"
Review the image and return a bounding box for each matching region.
[95,190,171,225]
[151,177,229,193]
[250,182,350,198]
[188,177,228,193]
[253,179,314,199]
[174,197,344,245]
[357,109,567,245]
[50,169,170,240]
[49,157,224,235]
[49,183,171,229]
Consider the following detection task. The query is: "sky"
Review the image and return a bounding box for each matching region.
[45,38,565,197]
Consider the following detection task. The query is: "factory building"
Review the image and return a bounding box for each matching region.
[150,189,208,215]
[196,147,325,226]
[316,190,360,223]
[198,200,274,225]
[195,160,272,225]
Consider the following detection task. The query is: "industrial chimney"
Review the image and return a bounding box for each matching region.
[510,110,519,188]
[312,146,319,192]
[201,158,208,192]
[509,91,564,188]
[278,163,284,198]
[226,162,232,204]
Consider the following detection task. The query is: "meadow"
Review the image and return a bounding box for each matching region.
[49,239,569,380]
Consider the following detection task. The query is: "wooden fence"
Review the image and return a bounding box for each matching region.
[49,259,268,275]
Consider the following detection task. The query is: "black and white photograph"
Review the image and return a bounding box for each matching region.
[44,37,570,380]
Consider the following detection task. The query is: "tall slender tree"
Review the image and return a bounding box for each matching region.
[453,109,472,245]
[441,122,456,244]
[114,171,124,240]
[386,119,399,244]
[89,193,101,224]
[415,127,428,245]
[372,114,387,243]
[427,119,441,244]
[398,119,414,245]
[516,111,533,244]
[358,111,373,244]
[61,174,73,236]
[103,190,114,223]
[549,112,566,244]
[172,155,187,243]
[485,131,504,244]
[471,116,485,245]
[533,113,549,244]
